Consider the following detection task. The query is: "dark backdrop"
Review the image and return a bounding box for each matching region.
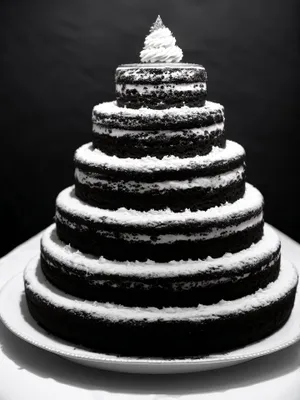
[0,0,299,256]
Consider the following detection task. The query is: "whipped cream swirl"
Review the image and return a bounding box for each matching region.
[140,16,183,63]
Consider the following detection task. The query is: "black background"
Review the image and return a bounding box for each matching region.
[0,0,299,256]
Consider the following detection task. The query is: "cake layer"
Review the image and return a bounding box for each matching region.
[75,140,244,181]
[116,64,207,84]
[92,122,225,159]
[92,100,224,158]
[24,258,298,357]
[74,141,245,211]
[115,63,207,109]
[92,101,224,132]
[41,224,281,307]
[55,183,264,262]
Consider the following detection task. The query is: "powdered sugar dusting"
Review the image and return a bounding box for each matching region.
[74,166,244,192]
[24,259,298,321]
[55,183,263,226]
[42,224,280,278]
[117,214,262,243]
[75,140,244,173]
[116,64,205,83]
[115,82,207,94]
[92,122,224,138]
[55,211,262,243]
[93,100,222,119]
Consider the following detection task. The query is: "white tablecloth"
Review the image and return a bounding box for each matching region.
[0,224,300,400]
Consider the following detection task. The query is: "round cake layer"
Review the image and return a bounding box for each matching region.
[115,64,207,109]
[74,141,246,211]
[116,64,207,84]
[92,101,224,132]
[41,224,281,307]
[75,140,244,181]
[92,121,225,159]
[55,184,264,262]
[24,258,298,357]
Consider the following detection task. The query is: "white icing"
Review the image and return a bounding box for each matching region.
[116,82,207,94]
[24,259,298,321]
[75,140,243,173]
[92,122,224,138]
[74,166,244,192]
[55,211,261,243]
[116,213,263,243]
[55,183,263,226]
[42,224,280,278]
[140,16,183,63]
[93,100,223,119]
[116,65,205,83]
[43,257,277,291]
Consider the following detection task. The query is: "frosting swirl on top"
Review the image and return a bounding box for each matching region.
[140,16,183,63]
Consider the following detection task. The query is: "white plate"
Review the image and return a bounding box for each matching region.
[1,272,300,374]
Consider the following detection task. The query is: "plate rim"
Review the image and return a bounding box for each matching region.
[1,270,300,368]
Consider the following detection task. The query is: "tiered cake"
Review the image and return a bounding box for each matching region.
[24,16,298,358]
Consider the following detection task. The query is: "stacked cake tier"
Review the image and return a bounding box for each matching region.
[41,224,280,307]
[92,100,224,158]
[56,183,263,262]
[115,63,207,109]
[74,140,245,211]
[25,257,297,357]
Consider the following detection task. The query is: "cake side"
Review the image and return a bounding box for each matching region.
[24,258,298,357]
[92,100,225,159]
[115,63,207,109]
[40,224,280,307]
[92,101,224,130]
[74,140,245,211]
[55,184,264,262]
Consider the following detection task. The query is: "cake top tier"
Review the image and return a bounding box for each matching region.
[115,63,206,83]
[140,15,183,63]
[114,16,206,109]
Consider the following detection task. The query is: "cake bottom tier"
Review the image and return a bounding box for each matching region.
[24,259,298,358]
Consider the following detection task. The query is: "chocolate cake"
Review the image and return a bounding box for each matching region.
[24,15,298,358]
